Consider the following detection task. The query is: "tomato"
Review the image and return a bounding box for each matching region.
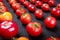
[19,0,25,4]
[57,4,60,8]
[26,22,42,37]
[12,3,20,11]
[16,8,26,17]
[48,0,55,6]
[46,36,59,40]
[0,12,13,23]
[27,4,35,12]
[44,16,56,29]
[0,2,5,6]
[20,13,31,25]
[0,21,18,39]
[42,0,48,3]
[0,6,8,13]
[51,8,60,17]
[35,1,42,7]
[17,37,29,40]
[41,3,50,11]
[23,1,30,8]
[34,9,43,19]
[30,0,36,4]
[0,0,2,2]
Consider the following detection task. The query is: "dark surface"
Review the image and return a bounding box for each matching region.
[0,0,60,40]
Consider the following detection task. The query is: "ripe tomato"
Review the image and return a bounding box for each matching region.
[30,0,36,4]
[34,9,43,19]
[0,6,8,13]
[42,0,48,3]
[23,1,30,8]
[20,13,31,25]
[16,8,26,17]
[44,16,56,29]
[57,4,60,8]
[0,21,18,39]
[0,12,13,23]
[17,37,29,40]
[35,1,42,7]
[26,22,42,37]
[27,4,35,12]
[19,0,25,4]
[46,36,59,40]
[12,3,20,11]
[41,3,50,11]
[0,0,2,2]
[0,2,5,6]
[48,0,55,6]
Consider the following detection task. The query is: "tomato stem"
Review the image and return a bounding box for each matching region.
[12,37,17,40]
[51,36,55,40]
[34,24,39,28]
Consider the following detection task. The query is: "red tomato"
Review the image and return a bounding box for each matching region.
[0,21,18,39]
[0,2,5,6]
[16,8,26,17]
[26,22,42,37]
[0,6,8,13]
[46,36,59,40]
[20,13,31,25]
[44,16,56,29]
[27,4,35,12]
[23,1,30,8]
[12,3,20,11]
[48,0,55,6]
[42,0,48,3]
[19,0,25,4]
[57,4,60,8]
[30,0,36,4]
[0,0,2,2]
[35,1,42,7]
[41,3,50,11]
[34,9,43,19]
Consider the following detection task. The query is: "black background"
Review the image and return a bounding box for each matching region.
[0,0,60,40]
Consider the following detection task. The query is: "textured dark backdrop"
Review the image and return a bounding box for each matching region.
[0,0,60,40]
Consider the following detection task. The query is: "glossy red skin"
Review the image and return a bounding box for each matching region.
[19,0,25,4]
[48,0,55,6]
[42,0,48,3]
[12,3,20,11]
[0,6,8,13]
[20,14,31,25]
[57,4,60,8]
[27,4,35,12]
[35,1,42,7]
[26,22,42,37]
[0,0,2,2]
[42,3,50,11]
[46,37,59,40]
[34,9,43,19]
[44,16,56,29]
[16,8,26,17]
[0,2,5,6]
[30,0,36,4]
[0,21,18,39]
[23,1,30,8]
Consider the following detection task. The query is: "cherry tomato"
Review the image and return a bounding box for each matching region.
[16,8,26,17]
[0,2,5,6]
[35,1,42,7]
[0,0,2,2]
[0,12,13,23]
[44,16,56,29]
[41,3,50,11]
[57,4,60,8]
[20,13,31,25]
[19,0,25,4]
[48,0,55,6]
[34,9,43,19]
[27,4,35,12]
[0,6,8,13]
[26,22,42,37]
[23,1,30,8]
[46,36,59,40]
[30,0,36,4]
[12,3,20,11]
[17,37,29,40]
[42,0,48,3]
[0,21,18,39]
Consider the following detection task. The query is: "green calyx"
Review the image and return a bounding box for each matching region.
[34,23,39,28]
[51,36,55,40]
